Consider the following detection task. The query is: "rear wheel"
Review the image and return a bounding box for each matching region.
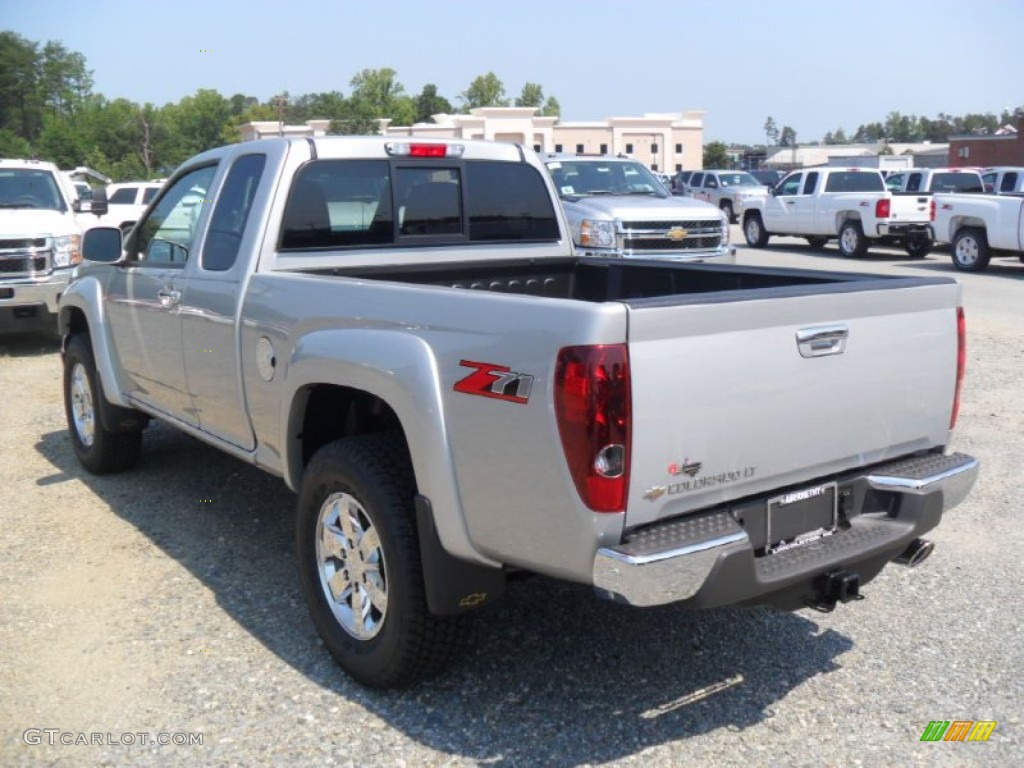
[951,228,990,272]
[805,236,828,249]
[721,202,735,224]
[63,334,143,474]
[838,220,868,258]
[905,235,933,259]
[296,434,467,688]
[744,214,769,248]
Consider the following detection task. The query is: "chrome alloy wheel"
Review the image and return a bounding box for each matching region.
[315,492,388,640]
[70,362,96,448]
[840,227,859,254]
[954,234,980,268]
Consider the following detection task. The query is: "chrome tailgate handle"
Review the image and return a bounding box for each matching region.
[796,324,848,358]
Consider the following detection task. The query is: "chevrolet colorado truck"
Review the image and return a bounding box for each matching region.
[742,168,934,258]
[60,136,978,688]
[0,158,86,333]
[540,154,734,263]
[929,192,1024,271]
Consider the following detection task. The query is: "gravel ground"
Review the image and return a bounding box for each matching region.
[0,239,1021,767]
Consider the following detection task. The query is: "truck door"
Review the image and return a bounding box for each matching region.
[104,164,218,424]
[179,152,271,450]
[764,172,803,231]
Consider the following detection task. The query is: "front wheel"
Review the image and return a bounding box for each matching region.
[296,434,466,688]
[951,228,990,272]
[744,214,769,248]
[838,220,868,258]
[721,202,735,224]
[63,334,143,474]
[905,235,933,259]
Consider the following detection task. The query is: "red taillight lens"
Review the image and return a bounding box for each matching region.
[409,144,447,158]
[554,344,631,513]
[930,198,936,221]
[951,307,966,429]
[875,198,891,219]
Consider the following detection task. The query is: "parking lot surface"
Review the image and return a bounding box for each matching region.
[1,236,1021,767]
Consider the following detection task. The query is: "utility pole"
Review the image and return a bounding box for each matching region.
[273,94,289,137]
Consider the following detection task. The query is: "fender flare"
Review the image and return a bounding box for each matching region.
[281,328,495,568]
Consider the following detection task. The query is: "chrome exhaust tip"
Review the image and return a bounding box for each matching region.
[895,538,934,568]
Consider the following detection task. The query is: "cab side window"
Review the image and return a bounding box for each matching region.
[779,173,802,196]
[906,173,922,192]
[802,172,819,195]
[109,187,137,204]
[1001,172,1018,192]
[132,165,217,267]
[202,154,266,271]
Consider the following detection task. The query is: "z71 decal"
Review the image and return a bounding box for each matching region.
[454,360,534,404]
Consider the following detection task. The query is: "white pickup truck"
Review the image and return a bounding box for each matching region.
[742,168,934,258]
[0,158,87,334]
[929,193,1024,271]
[61,136,977,687]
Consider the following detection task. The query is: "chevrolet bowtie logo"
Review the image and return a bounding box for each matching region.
[666,227,688,241]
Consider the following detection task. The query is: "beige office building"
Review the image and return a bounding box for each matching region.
[241,107,706,172]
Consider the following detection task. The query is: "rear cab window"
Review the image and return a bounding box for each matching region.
[280,158,559,250]
[824,172,884,193]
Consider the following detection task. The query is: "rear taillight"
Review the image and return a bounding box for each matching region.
[951,307,966,429]
[930,199,936,221]
[554,344,631,513]
[875,198,891,219]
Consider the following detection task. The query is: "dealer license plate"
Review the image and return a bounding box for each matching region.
[765,482,837,554]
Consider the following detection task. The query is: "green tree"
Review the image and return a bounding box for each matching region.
[414,84,453,123]
[0,128,32,158]
[166,89,231,160]
[349,68,404,114]
[540,96,561,118]
[779,126,797,147]
[38,40,92,120]
[833,127,848,144]
[460,72,509,109]
[703,141,729,168]
[0,31,43,140]
[763,116,779,145]
[515,82,544,108]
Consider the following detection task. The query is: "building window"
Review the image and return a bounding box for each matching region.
[675,143,683,153]
[533,144,541,152]
[675,163,682,171]
[555,144,563,153]
[652,164,658,171]
[576,144,584,154]
[650,143,658,154]
[625,143,633,154]
[600,143,608,154]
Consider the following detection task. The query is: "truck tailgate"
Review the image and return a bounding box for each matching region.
[890,193,931,223]
[624,280,960,528]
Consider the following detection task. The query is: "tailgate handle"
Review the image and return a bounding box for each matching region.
[796,325,848,358]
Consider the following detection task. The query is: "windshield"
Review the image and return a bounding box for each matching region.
[0,169,66,211]
[545,160,668,199]
[717,172,760,187]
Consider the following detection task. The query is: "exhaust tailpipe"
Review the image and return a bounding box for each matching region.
[895,538,934,568]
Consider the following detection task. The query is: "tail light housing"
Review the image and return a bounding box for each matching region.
[554,344,631,513]
[950,307,966,429]
[875,198,891,219]
[930,199,936,221]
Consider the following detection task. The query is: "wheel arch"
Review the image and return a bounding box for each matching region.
[281,329,494,568]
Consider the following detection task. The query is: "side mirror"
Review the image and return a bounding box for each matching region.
[81,226,124,263]
[90,188,109,217]
[769,187,778,196]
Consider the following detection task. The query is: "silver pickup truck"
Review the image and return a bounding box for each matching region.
[60,136,978,688]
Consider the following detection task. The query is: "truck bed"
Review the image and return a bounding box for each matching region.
[306,257,940,304]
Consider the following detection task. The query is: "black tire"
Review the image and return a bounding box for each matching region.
[744,213,769,248]
[905,235,933,259]
[63,334,143,474]
[296,434,466,688]
[951,228,991,272]
[838,220,868,258]
[805,236,828,249]
[721,202,735,224]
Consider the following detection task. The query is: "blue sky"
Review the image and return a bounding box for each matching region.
[4,0,1022,144]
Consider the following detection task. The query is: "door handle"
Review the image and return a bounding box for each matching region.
[158,287,181,308]
[796,325,848,358]
[785,200,796,205]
